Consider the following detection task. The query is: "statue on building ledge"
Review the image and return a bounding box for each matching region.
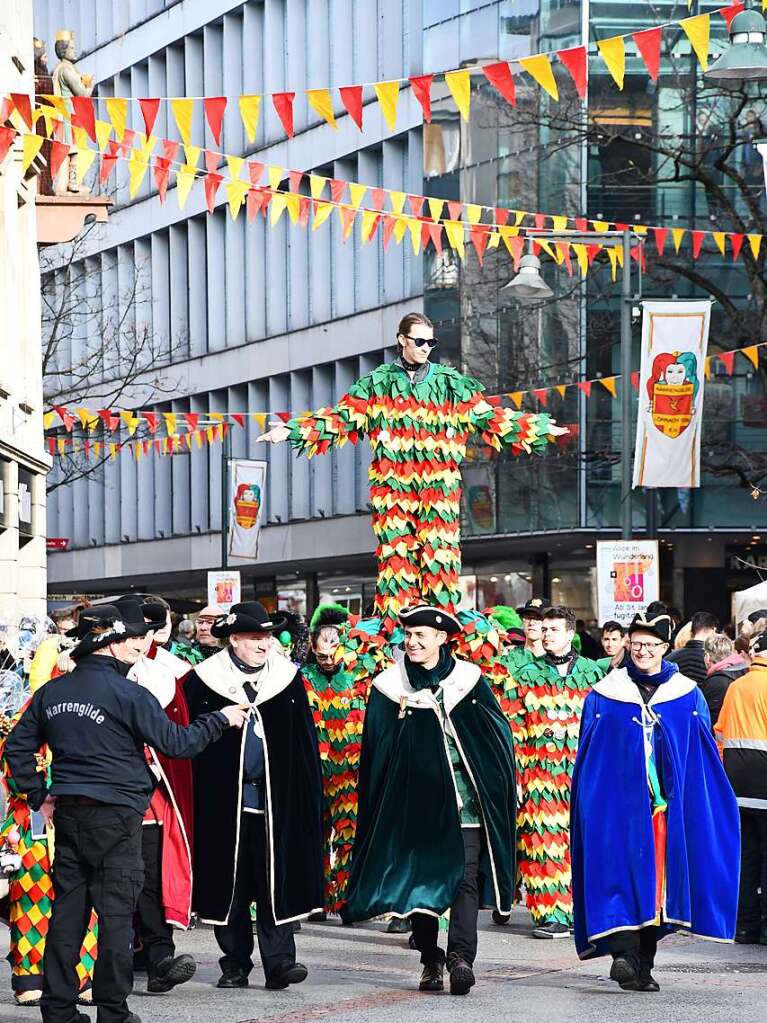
[51,30,94,195]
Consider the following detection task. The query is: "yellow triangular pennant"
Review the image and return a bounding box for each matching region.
[406,217,421,255]
[349,182,367,209]
[184,144,201,168]
[672,227,686,252]
[445,69,471,121]
[312,200,334,229]
[444,220,466,260]
[597,35,626,89]
[600,376,618,397]
[105,97,127,141]
[390,190,406,214]
[681,13,710,71]
[94,119,112,153]
[171,98,194,147]
[428,197,444,221]
[309,174,327,199]
[21,133,44,172]
[226,179,251,219]
[163,413,177,436]
[519,54,559,101]
[128,152,150,198]
[175,165,196,209]
[227,155,244,180]
[268,165,284,191]
[742,344,760,369]
[748,234,762,258]
[239,95,261,143]
[270,192,288,225]
[374,80,400,131]
[306,88,337,128]
[465,204,482,225]
[712,231,726,255]
[572,243,588,277]
[361,209,379,242]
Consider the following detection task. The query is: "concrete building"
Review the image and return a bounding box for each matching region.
[41,1,767,623]
[0,1,49,614]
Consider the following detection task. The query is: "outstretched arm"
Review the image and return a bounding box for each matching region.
[462,386,566,455]
[256,376,371,455]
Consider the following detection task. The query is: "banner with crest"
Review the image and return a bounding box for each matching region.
[633,300,710,489]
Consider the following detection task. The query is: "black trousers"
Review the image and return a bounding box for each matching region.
[609,926,659,971]
[213,813,296,981]
[136,824,175,973]
[42,802,144,1023]
[411,828,482,967]
[738,807,767,935]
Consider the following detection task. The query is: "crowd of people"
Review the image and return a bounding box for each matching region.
[0,589,764,1021]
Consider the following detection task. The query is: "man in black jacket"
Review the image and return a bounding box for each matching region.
[5,603,248,1023]
[667,611,718,685]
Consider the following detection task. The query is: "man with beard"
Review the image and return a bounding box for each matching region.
[507,605,603,938]
[342,605,517,997]
[301,604,366,916]
[184,602,323,990]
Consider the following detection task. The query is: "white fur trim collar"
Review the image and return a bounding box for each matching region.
[194,647,297,705]
[592,666,697,706]
[153,645,191,680]
[129,656,176,709]
[373,657,481,715]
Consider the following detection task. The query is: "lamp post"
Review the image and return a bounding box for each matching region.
[705,6,767,81]
[504,228,641,539]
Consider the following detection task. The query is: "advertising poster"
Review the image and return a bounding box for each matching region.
[207,570,241,611]
[596,540,660,625]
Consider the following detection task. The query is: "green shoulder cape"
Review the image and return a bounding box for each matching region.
[341,658,517,921]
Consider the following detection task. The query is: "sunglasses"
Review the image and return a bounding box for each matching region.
[401,333,439,348]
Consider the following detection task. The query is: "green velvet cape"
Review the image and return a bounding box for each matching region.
[341,658,516,922]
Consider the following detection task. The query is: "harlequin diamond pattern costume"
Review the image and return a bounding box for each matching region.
[0,715,97,1001]
[302,661,366,913]
[504,654,605,928]
[287,361,554,631]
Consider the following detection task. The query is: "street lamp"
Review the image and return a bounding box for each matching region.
[705,7,767,81]
[502,252,554,301]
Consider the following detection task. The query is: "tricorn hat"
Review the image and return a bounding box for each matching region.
[211,600,286,638]
[399,604,461,635]
[71,602,153,661]
[628,610,673,645]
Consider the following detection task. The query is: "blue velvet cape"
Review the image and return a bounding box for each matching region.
[570,665,739,959]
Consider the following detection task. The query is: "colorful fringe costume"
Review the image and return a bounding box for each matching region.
[504,655,605,926]
[0,715,97,998]
[288,362,554,632]
[302,662,367,913]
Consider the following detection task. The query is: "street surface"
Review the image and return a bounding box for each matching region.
[1,908,763,1023]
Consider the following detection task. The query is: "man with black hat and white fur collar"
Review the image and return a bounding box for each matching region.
[183,601,323,991]
[341,604,517,997]
[5,602,248,1023]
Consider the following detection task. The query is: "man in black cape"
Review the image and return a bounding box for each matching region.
[341,605,517,996]
[184,601,323,990]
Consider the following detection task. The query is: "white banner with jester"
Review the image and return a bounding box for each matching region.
[228,459,267,560]
[633,300,710,489]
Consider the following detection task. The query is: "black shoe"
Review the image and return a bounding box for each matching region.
[147,954,197,993]
[419,961,444,992]
[217,970,249,989]
[492,911,510,926]
[387,916,411,934]
[265,963,308,990]
[532,921,570,939]
[638,973,660,992]
[448,958,475,996]
[735,929,760,944]
[610,955,640,990]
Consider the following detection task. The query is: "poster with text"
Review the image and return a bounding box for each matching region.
[228,459,267,560]
[633,300,710,489]
[207,570,241,612]
[596,540,660,626]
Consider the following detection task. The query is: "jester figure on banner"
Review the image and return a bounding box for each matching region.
[258,313,566,633]
[646,351,700,440]
[0,608,97,1007]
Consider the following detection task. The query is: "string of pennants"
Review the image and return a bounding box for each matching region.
[5,115,767,279]
[0,5,743,145]
[45,340,766,461]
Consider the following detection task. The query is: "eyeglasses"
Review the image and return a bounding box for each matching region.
[401,334,438,348]
[629,640,667,652]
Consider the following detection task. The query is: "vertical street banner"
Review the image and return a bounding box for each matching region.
[596,540,660,626]
[633,300,710,488]
[228,459,267,560]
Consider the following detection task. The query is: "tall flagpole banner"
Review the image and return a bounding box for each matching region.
[228,459,267,560]
[633,300,710,489]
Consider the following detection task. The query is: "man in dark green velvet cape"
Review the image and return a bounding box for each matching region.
[341,605,517,997]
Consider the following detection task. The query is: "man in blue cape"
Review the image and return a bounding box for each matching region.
[571,609,739,992]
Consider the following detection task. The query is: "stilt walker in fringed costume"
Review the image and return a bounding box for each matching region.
[301,604,367,914]
[0,708,97,1006]
[504,605,604,938]
[258,313,566,633]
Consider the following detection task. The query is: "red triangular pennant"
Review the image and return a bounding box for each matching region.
[495,208,510,227]
[370,188,385,210]
[339,86,363,130]
[721,2,745,30]
[653,227,668,256]
[204,149,221,173]
[691,230,705,258]
[447,201,463,220]
[275,412,291,423]
[184,413,199,431]
[71,96,97,142]
[383,214,397,250]
[470,224,491,265]
[299,196,311,227]
[289,170,303,192]
[557,46,587,98]
[0,126,15,164]
[54,405,75,431]
[231,414,246,428]
[248,161,264,184]
[575,217,588,232]
[577,381,593,398]
[633,27,662,81]
[330,179,346,203]
[532,389,549,406]
[408,194,425,217]
[10,93,33,130]
[153,157,171,203]
[718,350,736,374]
[139,98,161,138]
[730,233,744,261]
[630,372,640,391]
[142,412,159,434]
[428,222,443,254]
[409,75,433,123]
[482,62,516,106]
[204,172,224,213]
[204,96,227,145]
[50,139,70,181]
[272,92,296,138]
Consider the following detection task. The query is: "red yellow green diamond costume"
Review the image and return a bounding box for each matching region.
[0,713,98,998]
[302,661,367,913]
[504,655,605,926]
[287,362,554,632]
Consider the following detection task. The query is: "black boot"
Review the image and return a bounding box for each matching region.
[419,961,444,992]
[147,954,196,993]
[448,956,475,996]
[609,954,640,990]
